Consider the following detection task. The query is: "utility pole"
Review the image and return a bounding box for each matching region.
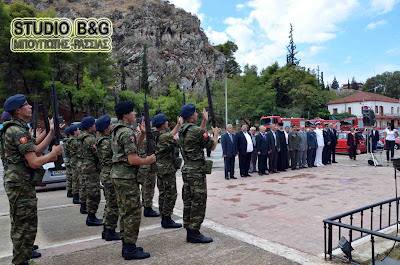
[225,76,228,127]
[317,65,320,86]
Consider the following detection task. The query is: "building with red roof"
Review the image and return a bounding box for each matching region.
[327,91,400,128]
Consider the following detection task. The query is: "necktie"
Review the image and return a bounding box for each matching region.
[229,133,233,142]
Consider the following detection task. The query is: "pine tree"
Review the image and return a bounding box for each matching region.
[331,76,339,89]
[286,23,300,66]
[351,77,358,90]
[320,72,324,90]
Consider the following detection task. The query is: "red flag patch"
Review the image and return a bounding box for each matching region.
[93,145,96,149]
[203,132,208,138]
[19,137,28,144]
[173,135,178,141]
[131,136,135,142]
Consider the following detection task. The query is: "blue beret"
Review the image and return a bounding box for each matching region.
[95,115,111,131]
[179,104,196,118]
[153,114,168,127]
[138,116,151,125]
[115,101,135,115]
[4,94,26,112]
[64,126,70,136]
[1,111,11,121]
[80,116,95,130]
[69,124,78,134]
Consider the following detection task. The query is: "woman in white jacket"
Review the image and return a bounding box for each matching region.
[314,122,325,166]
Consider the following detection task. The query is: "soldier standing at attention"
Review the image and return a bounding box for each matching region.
[178,104,218,243]
[2,94,63,265]
[77,124,87,214]
[95,115,120,241]
[111,101,156,260]
[80,116,102,226]
[67,124,81,204]
[137,116,160,217]
[153,113,183,228]
[64,126,74,198]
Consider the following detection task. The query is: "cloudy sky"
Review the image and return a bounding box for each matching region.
[169,0,400,87]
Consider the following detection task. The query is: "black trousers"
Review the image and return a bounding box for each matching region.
[224,156,235,178]
[269,151,278,172]
[386,140,395,161]
[322,145,331,164]
[257,155,268,174]
[239,152,252,176]
[330,145,336,162]
[307,148,316,167]
[290,150,298,169]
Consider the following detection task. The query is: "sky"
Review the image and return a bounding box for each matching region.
[168,0,400,87]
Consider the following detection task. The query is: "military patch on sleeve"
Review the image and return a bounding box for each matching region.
[19,137,28,144]
[131,136,135,142]
[93,145,96,149]
[203,132,208,138]
[173,135,178,140]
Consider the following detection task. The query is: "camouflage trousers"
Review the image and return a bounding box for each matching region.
[138,165,156,208]
[77,161,86,203]
[66,163,72,192]
[100,166,119,230]
[157,170,177,218]
[5,182,37,265]
[182,173,207,230]
[84,171,101,214]
[70,159,80,196]
[112,178,141,244]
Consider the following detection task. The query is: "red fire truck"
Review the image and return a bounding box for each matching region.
[259,116,305,129]
[340,118,364,131]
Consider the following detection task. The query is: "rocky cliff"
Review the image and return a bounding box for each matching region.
[5,0,226,93]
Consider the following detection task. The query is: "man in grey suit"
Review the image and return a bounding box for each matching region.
[249,127,257,173]
[297,125,308,168]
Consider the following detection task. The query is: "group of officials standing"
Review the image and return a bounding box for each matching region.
[1,93,218,265]
[221,122,338,179]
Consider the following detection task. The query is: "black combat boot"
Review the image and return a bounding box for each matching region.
[123,243,150,260]
[73,195,80,204]
[86,213,103,226]
[143,207,160,217]
[102,225,106,239]
[33,245,39,250]
[122,239,143,257]
[188,229,213,244]
[67,190,73,198]
[186,228,191,242]
[80,203,87,214]
[17,263,29,265]
[105,228,120,241]
[31,250,41,258]
[161,216,182,229]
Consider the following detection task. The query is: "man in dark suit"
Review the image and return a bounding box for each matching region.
[277,123,289,171]
[322,124,332,165]
[267,124,280,173]
[221,124,237,180]
[307,125,318,167]
[370,126,379,152]
[328,123,338,163]
[256,126,270,175]
[235,124,253,177]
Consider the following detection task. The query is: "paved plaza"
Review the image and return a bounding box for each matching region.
[0,145,397,264]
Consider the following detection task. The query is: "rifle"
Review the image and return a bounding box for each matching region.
[50,72,64,170]
[205,77,216,128]
[32,90,38,138]
[143,93,156,172]
[41,94,50,134]
[182,90,186,106]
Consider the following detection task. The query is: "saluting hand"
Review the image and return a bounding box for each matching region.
[49,118,55,132]
[202,108,209,122]
[139,118,146,134]
[211,126,218,136]
[177,116,183,126]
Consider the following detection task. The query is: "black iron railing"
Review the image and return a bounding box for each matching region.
[323,196,400,264]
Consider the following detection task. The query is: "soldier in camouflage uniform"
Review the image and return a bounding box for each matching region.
[1,94,63,265]
[137,116,159,217]
[153,114,183,228]
[65,124,81,204]
[63,127,73,198]
[178,104,218,243]
[95,115,120,241]
[111,101,156,260]
[76,126,86,212]
[79,116,102,226]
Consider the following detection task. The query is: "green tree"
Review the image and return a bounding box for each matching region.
[286,23,300,66]
[214,40,241,76]
[362,71,400,98]
[331,76,339,90]
[351,77,358,90]
[320,72,325,90]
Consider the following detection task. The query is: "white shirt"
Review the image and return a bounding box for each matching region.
[284,131,289,145]
[243,131,254,153]
[315,128,325,147]
[385,129,397,141]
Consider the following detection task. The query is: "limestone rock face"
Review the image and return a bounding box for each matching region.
[6,0,226,93]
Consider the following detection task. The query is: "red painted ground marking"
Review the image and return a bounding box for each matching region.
[264,179,279,183]
[226,185,238,189]
[294,196,315,201]
[236,193,243,196]
[238,184,247,186]
[244,188,258,191]
[223,198,241,203]
[231,213,248,218]
[283,174,316,179]
[256,205,277,211]
[261,189,287,196]
[210,188,219,190]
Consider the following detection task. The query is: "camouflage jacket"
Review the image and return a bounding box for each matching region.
[110,121,138,179]
[178,122,214,171]
[80,132,98,173]
[63,137,71,166]
[155,129,177,163]
[1,118,35,183]
[76,133,85,159]
[96,133,112,168]
[68,136,80,164]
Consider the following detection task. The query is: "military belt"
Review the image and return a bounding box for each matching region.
[184,160,204,166]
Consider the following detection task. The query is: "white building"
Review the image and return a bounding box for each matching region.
[327,91,400,128]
